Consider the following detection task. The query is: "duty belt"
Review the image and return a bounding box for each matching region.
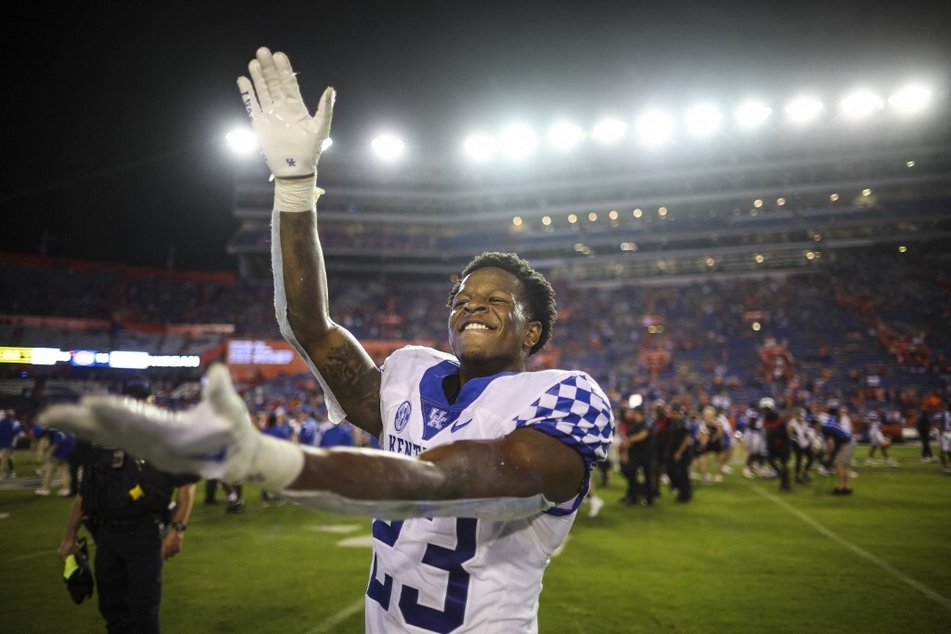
[99,516,156,532]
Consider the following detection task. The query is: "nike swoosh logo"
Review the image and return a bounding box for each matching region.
[451,418,473,433]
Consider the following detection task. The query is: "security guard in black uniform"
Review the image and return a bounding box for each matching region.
[57,377,198,634]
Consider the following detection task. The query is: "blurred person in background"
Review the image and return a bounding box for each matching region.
[261,407,294,506]
[936,401,951,475]
[741,404,767,479]
[864,408,898,467]
[0,408,23,479]
[687,404,710,484]
[650,399,670,499]
[296,407,318,448]
[693,405,723,484]
[619,405,653,505]
[35,427,75,496]
[789,407,817,484]
[317,418,357,449]
[714,406,735,475]
[666,403,694,503]
[56,377,198,634]
[761,398,791,492]
[31,417,50,462]
[821,401,856,495]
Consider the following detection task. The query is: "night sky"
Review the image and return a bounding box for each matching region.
[1,1,946,271]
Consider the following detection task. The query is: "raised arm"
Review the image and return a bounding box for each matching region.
[238,47,382,435]
[275,211,382,435]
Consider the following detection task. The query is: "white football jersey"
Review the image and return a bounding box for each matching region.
[365,346,614,633]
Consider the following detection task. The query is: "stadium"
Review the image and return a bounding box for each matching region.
[2,4,950,633]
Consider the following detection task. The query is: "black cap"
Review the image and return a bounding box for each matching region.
[121,376,152,399]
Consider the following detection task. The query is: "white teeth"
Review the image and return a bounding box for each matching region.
[464,323,489,331]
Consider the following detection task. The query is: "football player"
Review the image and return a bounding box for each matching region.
[40,47,615,634]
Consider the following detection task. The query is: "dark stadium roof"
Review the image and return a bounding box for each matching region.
[1,1,948,272]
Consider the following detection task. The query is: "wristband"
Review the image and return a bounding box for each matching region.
[273,175,324,212]
[169,521,187,532]
[240,434,306,493]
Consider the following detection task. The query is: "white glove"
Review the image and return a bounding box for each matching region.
[237,47,335,211]
[38,363,304,492]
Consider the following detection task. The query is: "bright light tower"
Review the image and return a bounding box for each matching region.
[371,134,404,160]
[840,90,884,119]
[590,118,628,144]
[888,84,932,114]
[547,122,585,151]
[499,124,537,160]
[734,101,772,128]
[463,133,497,161]
[785,96,824,124]
[685,104,723,137]
[635,109,676,147]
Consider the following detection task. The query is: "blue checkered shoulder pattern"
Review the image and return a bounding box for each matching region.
[513,372,615,468]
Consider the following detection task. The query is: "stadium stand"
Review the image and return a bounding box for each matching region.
[1,244,948,437]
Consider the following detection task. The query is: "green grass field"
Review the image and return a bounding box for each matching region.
[2,444,950,633]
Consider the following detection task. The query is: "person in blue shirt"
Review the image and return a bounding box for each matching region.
[1,409,24,479]
[263,407,294,441]
[296,409,318,447]
[318,420,356,448]
[36,429,76,496]
[821,401,856,495]
[261,407,295,505]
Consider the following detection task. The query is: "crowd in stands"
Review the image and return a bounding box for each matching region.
[1,248,949,447]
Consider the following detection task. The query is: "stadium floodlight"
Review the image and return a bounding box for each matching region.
[371,134,405,160]
[684,104,723,137]
[463,133,497,161]
[785,96,824,123]
[635,109,676,147]
[840,90,884,119]
[547,122,585,151]
[226,128,258,155]
[734,101,772,128]
[590,118,628,144]
[888,84,932,114]
[499,124,537,160]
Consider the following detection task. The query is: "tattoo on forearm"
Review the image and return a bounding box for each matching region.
[324,346,381,420]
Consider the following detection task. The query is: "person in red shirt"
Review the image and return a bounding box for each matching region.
[650,400,670,500]
[761,397,791,491]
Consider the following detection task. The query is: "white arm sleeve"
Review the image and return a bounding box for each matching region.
[271,209,348,424]
[282,489,554,521]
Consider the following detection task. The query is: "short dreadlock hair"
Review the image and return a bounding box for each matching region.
[447,252,556,356]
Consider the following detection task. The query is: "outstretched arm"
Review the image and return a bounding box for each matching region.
[285,425,585,519]
[239,47,382,435]
[39,364,587,521]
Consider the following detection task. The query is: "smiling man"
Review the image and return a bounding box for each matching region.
[40,47,614,633]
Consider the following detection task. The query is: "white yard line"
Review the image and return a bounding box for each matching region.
[306,596,365,634]
[4,549,52,564]
[752,484,951,611]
